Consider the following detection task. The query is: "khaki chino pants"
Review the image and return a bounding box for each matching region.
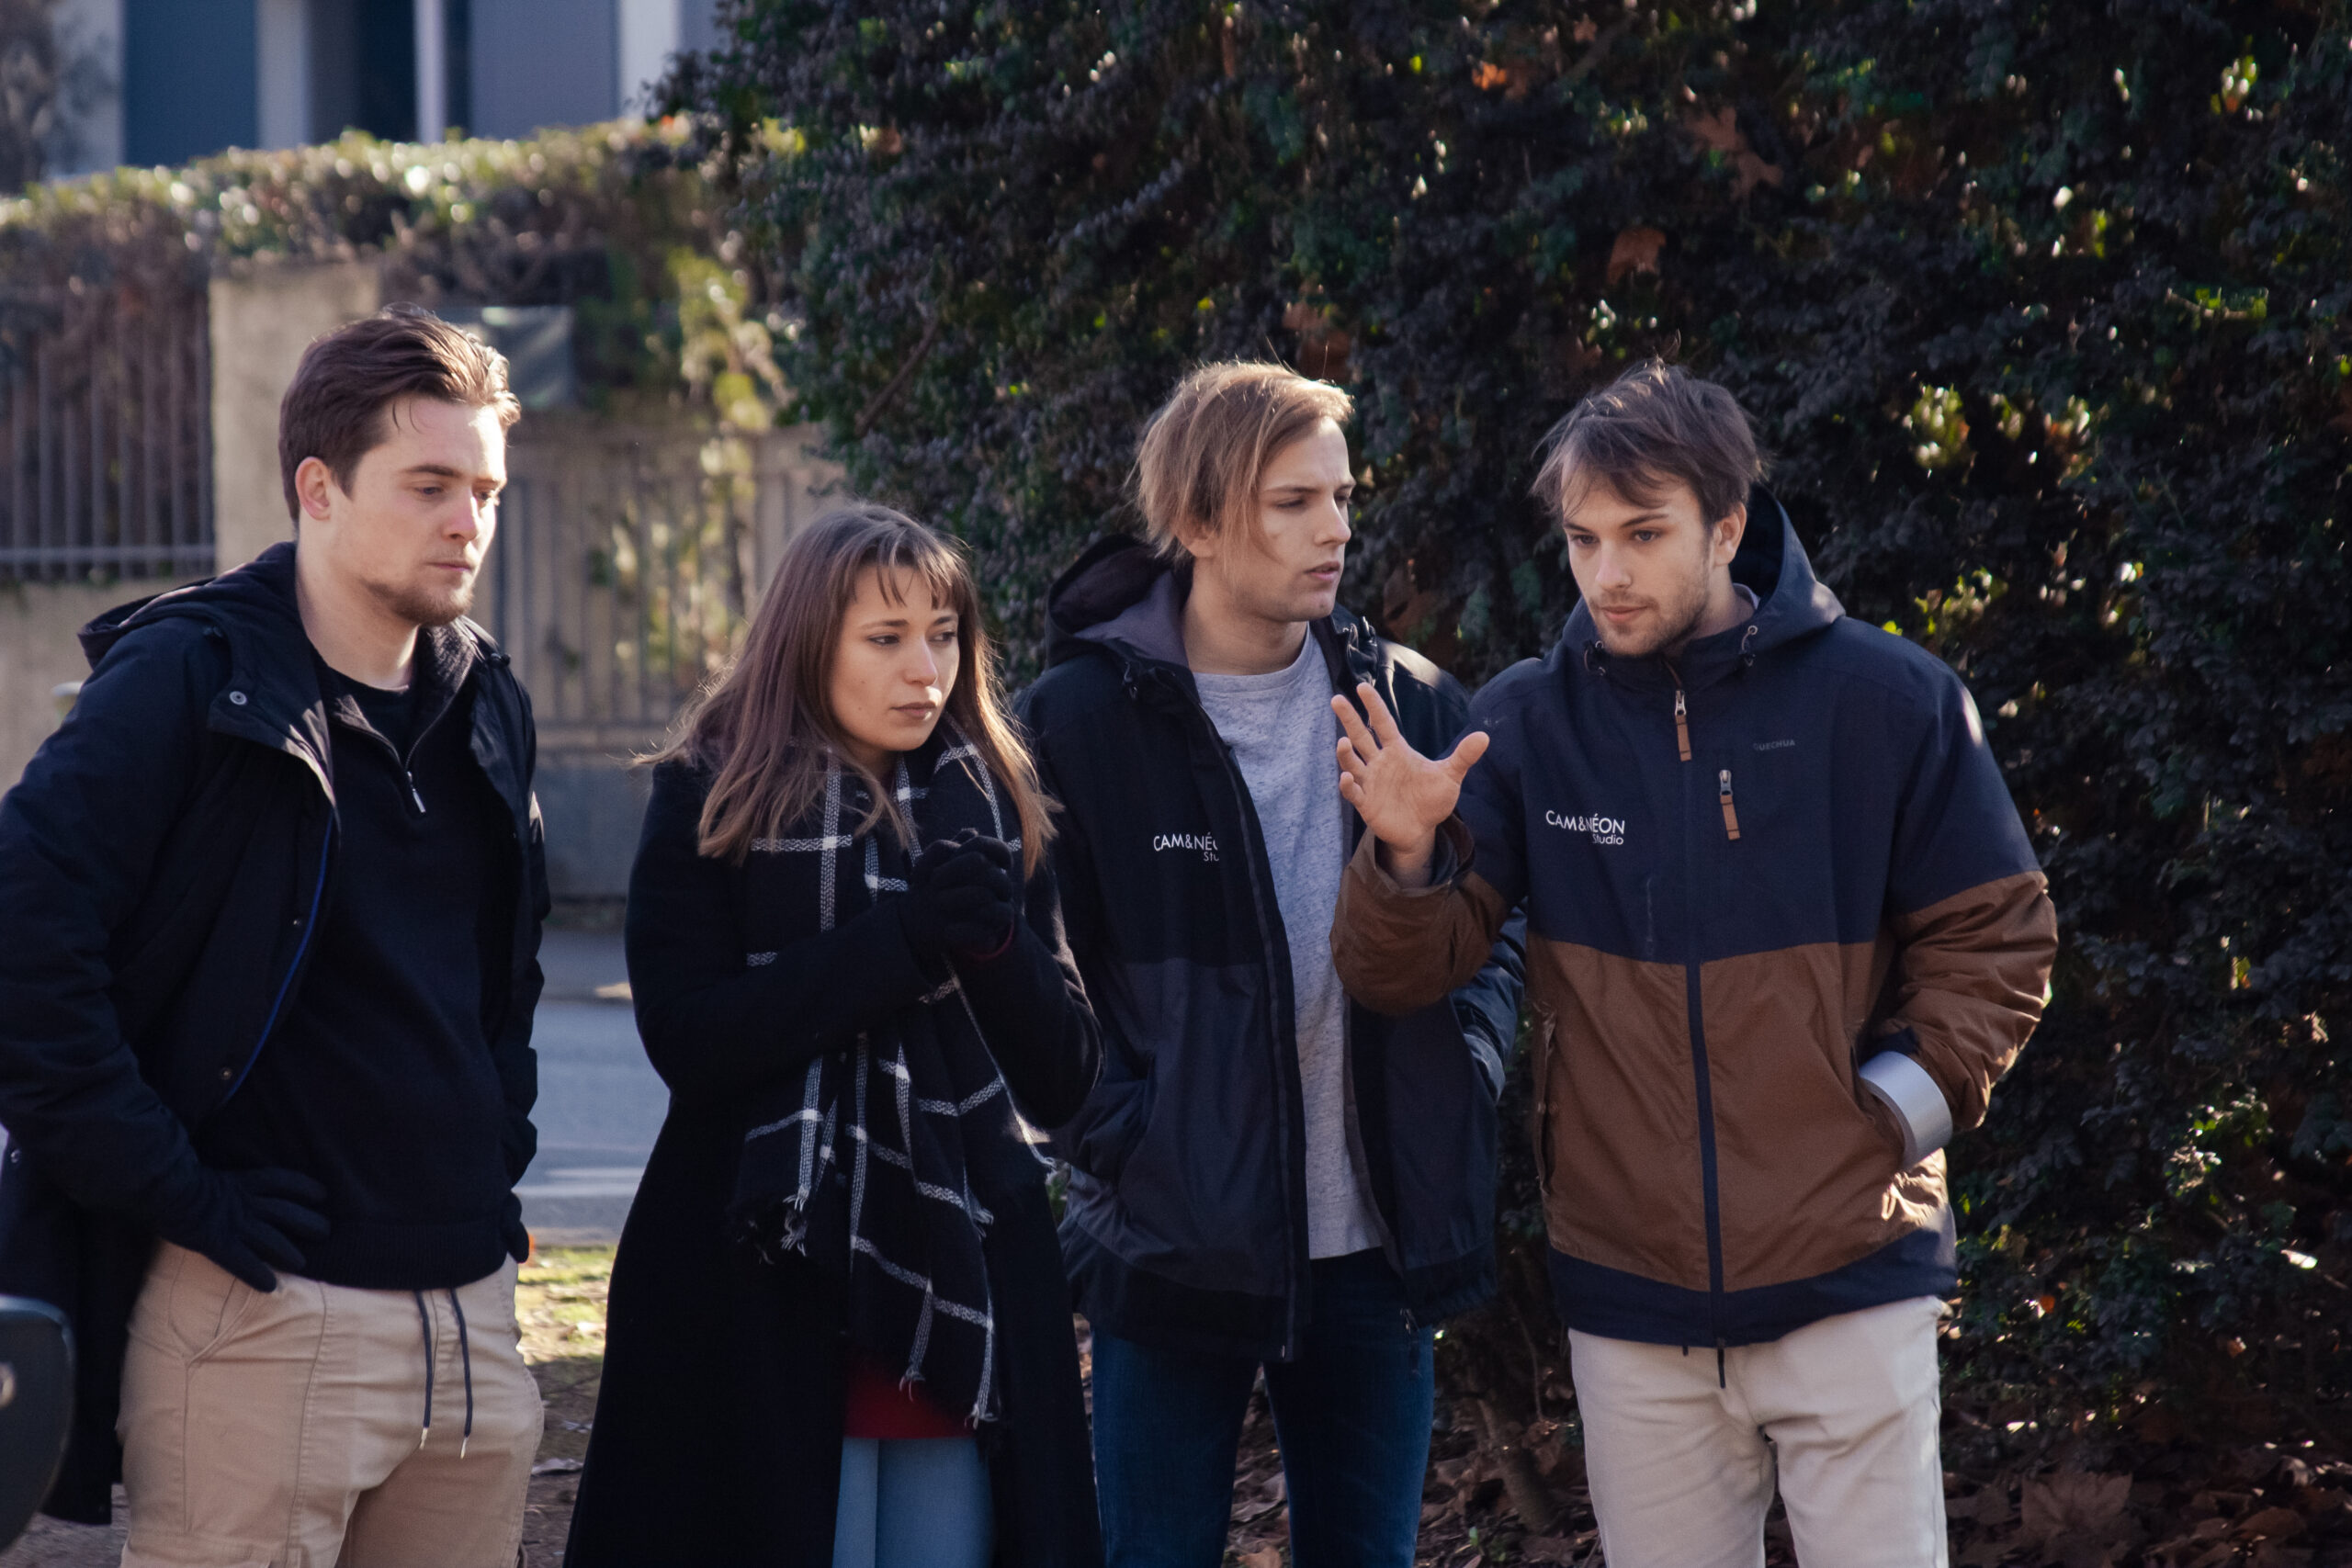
[1569,1295,1950,1568]
[118,1243,542,1568]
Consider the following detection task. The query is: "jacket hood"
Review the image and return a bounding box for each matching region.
[78,540,502,796]
[81,540,311,670]
[1560,485,1844,685]
[1045,534,1186,671]
[1042,531,1385,695]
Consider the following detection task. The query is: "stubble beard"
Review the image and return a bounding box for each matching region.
[1593,568,1713,660]
[368,569,476,630]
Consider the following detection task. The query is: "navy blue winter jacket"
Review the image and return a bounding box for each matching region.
[1020,537,1526,1361]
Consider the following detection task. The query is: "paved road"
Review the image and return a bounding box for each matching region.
[518,929,666,1246]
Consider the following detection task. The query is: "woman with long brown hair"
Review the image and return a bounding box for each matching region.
[563,504,1103,1568]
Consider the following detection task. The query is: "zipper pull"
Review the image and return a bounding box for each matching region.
[1673,688,1691,761]
[1718,769,1740,840]
[408,773,427,814]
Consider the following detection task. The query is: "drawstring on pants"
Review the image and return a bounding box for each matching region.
[1682,1340,1733,1389]
[412,1289,478,1458]
[450,1289,475,1457]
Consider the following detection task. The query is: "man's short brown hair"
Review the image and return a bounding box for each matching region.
[278,304,522,522]
[1532,359,1764,527]
[1134,361,1353,559]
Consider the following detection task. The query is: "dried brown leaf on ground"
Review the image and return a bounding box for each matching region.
[2015,1469,2135,1568]
[2023,1472,2133,1540]
[2240,1507,2310,1540]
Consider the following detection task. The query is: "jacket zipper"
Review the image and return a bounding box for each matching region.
[361,680,455,816]
[1668,661,1729,1382]
[1718,769,1741,840]
[397,685,460,815]
[1332,665,1417,1318]
[1193,684,1312,1362]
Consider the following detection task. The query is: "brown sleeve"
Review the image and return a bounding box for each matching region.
[1331,818,1512,1017]
[1883,869,2059,1131]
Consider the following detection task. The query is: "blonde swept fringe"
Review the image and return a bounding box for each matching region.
[1132,361,1353,559]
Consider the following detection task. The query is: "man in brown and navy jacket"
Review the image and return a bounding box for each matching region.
[1328,361,2056,1567]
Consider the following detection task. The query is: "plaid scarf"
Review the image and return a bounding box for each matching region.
[729,722,1032,1427]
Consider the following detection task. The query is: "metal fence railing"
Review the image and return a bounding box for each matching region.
[478,422,840,755]
[0,280,215,582]
[481,425,758,753]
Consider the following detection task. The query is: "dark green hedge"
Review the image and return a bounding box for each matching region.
[687,0,2352,1448]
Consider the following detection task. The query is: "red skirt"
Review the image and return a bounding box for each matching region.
[841,1345,968,1440]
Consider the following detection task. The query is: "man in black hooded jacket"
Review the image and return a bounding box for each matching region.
[1023,362,1524,1568]
[0,306,548,1563]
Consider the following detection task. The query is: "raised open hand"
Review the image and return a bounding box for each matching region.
[1330,682,1489,886]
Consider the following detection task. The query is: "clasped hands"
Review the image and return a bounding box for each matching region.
[1330,682,1489,889]
[900,829,1021,962]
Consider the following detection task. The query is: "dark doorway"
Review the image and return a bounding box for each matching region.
[309,0,419,142]
[355,0,418,141]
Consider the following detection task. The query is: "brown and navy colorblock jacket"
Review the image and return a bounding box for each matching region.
[1333,492,2058,1348]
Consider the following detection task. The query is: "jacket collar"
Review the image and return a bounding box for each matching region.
[1561,486,1844,694]
[1046,532,1378,700]
[80,541,496,802]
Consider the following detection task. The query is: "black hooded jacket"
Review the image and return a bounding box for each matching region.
[1019,537,1526,1360]
[0,542,547,1521]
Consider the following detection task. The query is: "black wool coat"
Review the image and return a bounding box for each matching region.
[563,760,1104,1568]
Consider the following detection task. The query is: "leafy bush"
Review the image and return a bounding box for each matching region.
[0,119,777,425]
[691,0,2352,1456]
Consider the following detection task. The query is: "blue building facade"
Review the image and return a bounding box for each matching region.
[54,0,724,176]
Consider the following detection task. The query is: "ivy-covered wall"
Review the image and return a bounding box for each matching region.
[684,0,2352,1453]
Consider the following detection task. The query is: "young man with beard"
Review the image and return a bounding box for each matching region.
[1021,362,1524,1568]
[1329,360,2058,1567]
[0,306,548,1564]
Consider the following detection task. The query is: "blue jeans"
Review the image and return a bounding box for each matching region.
[1091,1249,1436,1568]
[831,1437,993,1568]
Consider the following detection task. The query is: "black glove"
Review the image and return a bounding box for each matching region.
[154,1166,331,1294]
[900,830,1019,961]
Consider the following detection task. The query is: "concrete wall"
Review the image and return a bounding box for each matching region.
[0,575,202,794]
[208,257,383,572]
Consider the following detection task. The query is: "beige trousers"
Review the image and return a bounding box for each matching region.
[1568,1295,1949,1568]
[118,1243,542,1568]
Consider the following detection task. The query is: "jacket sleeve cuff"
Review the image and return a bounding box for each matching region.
[1859,1043,1955,1166]
[1357,816,1473,896]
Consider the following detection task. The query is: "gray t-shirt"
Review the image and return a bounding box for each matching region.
[1195,637,1384,1259]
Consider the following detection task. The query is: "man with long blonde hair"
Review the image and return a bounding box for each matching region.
[1023,362,1524,1567]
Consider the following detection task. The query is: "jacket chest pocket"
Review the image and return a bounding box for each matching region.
[1706,737,1822,847]
[1704,739,1844,950]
